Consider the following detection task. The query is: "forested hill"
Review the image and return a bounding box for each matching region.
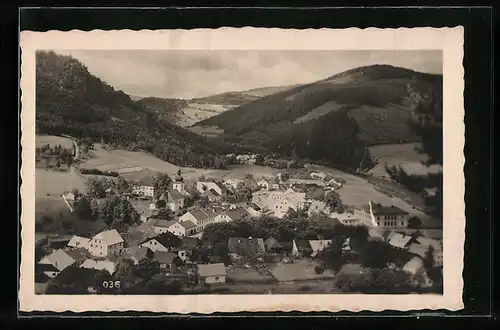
[194,64,442,170]
[35,51,232,168]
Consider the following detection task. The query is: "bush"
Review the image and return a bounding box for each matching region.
[299,285,312,292]
[80,168,119,177]
[314,265,325,275]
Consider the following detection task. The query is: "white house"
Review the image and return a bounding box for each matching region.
[403,256,434,288]
[408,241,443,267]
[80,259,116,275]
[214,208,249,223]
[62,191,76,201]
[140,233,181,253]
[354,202,410,228]
[309,239,332,257]
[167,220,197,237]
[67,235,90,250]
[146,218,178,234]
[179,208,221,233]
[132,184,155,197]
[88,229,125,258]
[197,263,226,284]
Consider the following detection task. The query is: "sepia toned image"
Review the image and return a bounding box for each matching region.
[20,27,464,313]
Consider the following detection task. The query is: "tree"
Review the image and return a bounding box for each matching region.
[212,241,230,265]
[100,196,140,230]
[408,216,422,228]
[85,177,109,199]
[73,197,94,220]
[318,233,347,273]
[423,245,435,270]
[156,199,167,209]
[153,173,172,199]
[134,259,161,279]
[114,176,131,195]
[113,258,135,280]
[324,191,345,213]
[156,208,174,220]
[314,265,325,275]
[71,188,80,198]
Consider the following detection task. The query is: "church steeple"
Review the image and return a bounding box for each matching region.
[174,169,184,182]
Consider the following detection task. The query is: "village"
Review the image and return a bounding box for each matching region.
[36,161,444,295]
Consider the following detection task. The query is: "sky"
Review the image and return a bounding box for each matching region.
[54,49,442,99]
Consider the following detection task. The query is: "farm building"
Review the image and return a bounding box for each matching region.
[197,263,227,284]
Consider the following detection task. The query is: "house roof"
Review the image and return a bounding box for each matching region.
[197,263,226,277]
[388,233,412,249]
[65,247,88,262]
[228,237,265,256]
[48,235,74,243]
[148,218,177,228]
[125,224,157,247]
[39,249,76,271]
[138,176,155,186]
[159,192,168,201]
[368,228,384,240]
[208,189,221,197]
[92,229,124,246]
[247,202,261,211]
[143,232,182,249]
[420,229,443,240]
[224,209,248,221]
[36,262,59,273]
[178,220,197,229]
[80,259,116,275]
[189,209,212,221]
[416,236,442,250]
[153,251,178,265]
[407,243,428,259]
[168,189,184,201]
[265,237,283,250]
[403,256,424,275]
[67,235,90,249]
[371,204,409,215]
[127,246,153,262]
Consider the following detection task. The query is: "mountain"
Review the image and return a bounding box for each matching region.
[35,51,233,169]
[194,64,442,170]
[136,84,300,127]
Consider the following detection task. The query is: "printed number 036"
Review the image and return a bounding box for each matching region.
[102,281,120,288]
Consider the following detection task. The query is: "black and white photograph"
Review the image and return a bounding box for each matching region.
[20,27,464,313]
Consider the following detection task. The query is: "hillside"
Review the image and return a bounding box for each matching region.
[196,65,443,146]
[136,84,299,127]
[35,51,232,168]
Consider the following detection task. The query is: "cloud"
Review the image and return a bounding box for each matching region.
[54,49,442,99]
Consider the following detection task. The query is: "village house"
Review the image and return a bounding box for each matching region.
[153,251,183,270]
[145,218,177,234]
[197,263,227,285]
[166,189,185,213]
[167,220,197,237]
[403,256,434,288]
[179,208,222,233]
[214,208,250,223]
[132,176,155,198]
[243,202,263,217]
[140,232,182,253]
[326,178,343,189]
[257,179,279,191]
[289,178,326,187]
[124,222,157,247]
[67,235,90,250]
[408,238,443,267]
[88,229,125,258]
[139,208,156,223]
[124,245,154,265]
[201,188,223,202]
[388,232,413,249]
[354,201,410,228]
[35,248,86,278]
[37,249,80,278]
[62,191,76,201]
[264,237,284,254]
[80,259,116,275]
[228,237,266,259]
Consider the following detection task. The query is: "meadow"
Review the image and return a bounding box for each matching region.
[368,143,443,178]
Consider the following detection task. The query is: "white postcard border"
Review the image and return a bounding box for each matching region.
[19,27,465,313]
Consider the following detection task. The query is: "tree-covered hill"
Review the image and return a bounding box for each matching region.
[35,51,233,168]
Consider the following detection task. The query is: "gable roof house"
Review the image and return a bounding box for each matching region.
[124,223,157,247]
[38,249,78,278]
[124,245,154,265]
[264,237,284,253]
[196,180,226,196]
[132,175,155,197]
[166,189,185,212]
[146,218,178,234]
[47,235,74,250]
[88,229,125,258]
[224,178,244,190]
[167,220,197,237]
[228,237,266,258]
[140,232,183,253]
[153,251,183,269]
[197,263,227,284]
[388,233,413,249]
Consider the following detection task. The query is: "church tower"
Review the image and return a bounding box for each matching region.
[172,169,186,195]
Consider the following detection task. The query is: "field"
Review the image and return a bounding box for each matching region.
[226,266,277,284]
[178,103,236,127]
[36,135,73,149]
[268,259,336,282]
[35,168,87,220]
[368,143,443,178]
